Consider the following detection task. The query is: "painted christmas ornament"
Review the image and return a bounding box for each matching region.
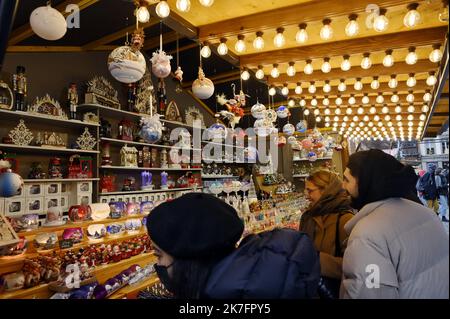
[276,105,289,119]
[207,122,227,140]
[296,120,307,133]
[283,123,295,136]
[264,109,277,123]
[192,67,215,99]
[0,169,24,198]
[151,50,172,78]
[307,151,318,161]
[140,115,163,143]
[30,4,67,41]
[251,102,266,119]
[253,118,273,137]
[287,136,297,145]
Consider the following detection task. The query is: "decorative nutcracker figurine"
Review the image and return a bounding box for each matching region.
[160,171,168,190]
[67,83,78,120]
[12,66,27,111]
[157,78,167,114]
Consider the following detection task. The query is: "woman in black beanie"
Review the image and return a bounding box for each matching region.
[145,192,320,299]
[340,149,449,299]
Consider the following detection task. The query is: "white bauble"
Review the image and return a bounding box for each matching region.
[192,67,214,99]
[30,4,67,41]
[108,46,146,83]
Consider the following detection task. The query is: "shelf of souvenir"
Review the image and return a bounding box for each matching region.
[292,174,309,178]
[99,186,202,196]
[108,273,159,299]
[293,156,333,162]
[100,137,200,152]
[0,108,100,127]
[27,94,68,120]
[23,178,100,183]
[120,145,138,168]
[100,166,201,171]
[0,143,100,154]
[35,131,66,149]
[82,112,99,125]
[77,104,146,121]
[84,76,120,110]
[201,175,238,179]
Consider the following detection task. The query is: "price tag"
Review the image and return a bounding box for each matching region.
[59,239,74,249]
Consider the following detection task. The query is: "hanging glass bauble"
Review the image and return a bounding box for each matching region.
[151,49,173,78]
[301,138,313,150]
[108,47,146,83]
[307,151,318,161]
[139,115,163,143]
[30,4,67,41]
[0,168,24,198]
[207,122,227,140]
[288,136,297,145]
[277,135,287,147]
[276,105,289,119]
[264,109,277,123]
[192,67,215,99]
[283,123,295,136]
[254,118,273,137]
[296,120,307,133]
[251,102,266,119]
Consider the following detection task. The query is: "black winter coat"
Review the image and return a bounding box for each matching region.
[202,228,320,299]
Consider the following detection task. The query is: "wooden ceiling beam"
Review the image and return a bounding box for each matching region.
[167,43,198,55]
[268,60,438,85]
[8,0,100,46]
[241,26,447,69]
[199,0,414,41]
[6,46,83,52]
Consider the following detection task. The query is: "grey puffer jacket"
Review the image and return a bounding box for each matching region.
[341,198,449,299]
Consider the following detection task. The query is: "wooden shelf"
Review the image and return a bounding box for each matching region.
[201,175,239,179]
[109,273,159,299]
[293,156,333,162]
[292,174,308,178]
[0,143,99,154]
[0,109,99,127]
[202,141,246,149]
[0,252,156,299]
[101,137,201,152]
[100,187,202,196]
[23,178,100,183]
[100,166,202,171]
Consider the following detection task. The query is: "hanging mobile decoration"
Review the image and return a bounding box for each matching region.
[174,33,184,93]
[151,22,173,79]
[192,45,215,99]
[216,83,246,129]
[108,15,146,83]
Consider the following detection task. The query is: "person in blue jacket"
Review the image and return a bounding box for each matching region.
[145,192,320,299]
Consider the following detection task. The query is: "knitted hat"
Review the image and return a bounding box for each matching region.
[146,192,244,259]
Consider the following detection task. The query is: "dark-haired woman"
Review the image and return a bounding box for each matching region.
[341,149,449,299]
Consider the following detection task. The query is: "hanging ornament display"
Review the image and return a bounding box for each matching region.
[265,109,277,123]
[206,122,227,140]
[151,24,173,79]
[251,102,266,119]
[296,120,307,133]
[30,3,67,41]
[216,84,245,129]
[76,128,97,150]
[276,105,289,119]
[108,28,147,83]
[283,123,295,136]
[253,118,273,137]
[9,120,34,146]
[192,67,215,99]
[140,115,163,144]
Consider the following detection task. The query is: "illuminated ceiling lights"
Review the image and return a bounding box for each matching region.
[388,75,398,89]
[304,59,314,74]
[383,49,394,67]
[408,105,415,113]
[370,106,377,114]
[300,98,307,107]
[287,62,296,77]
[241,68,250,81]
[217,38,228,55]
[295,83,302,94]
[136,4,150,23]
[288,99,296,107]
[373,8,389,32]
[296,23,308,43]
[346,107,352,115]
[422,104,430,113]
[382,105,389,113]
[335,107,342,115]
[357,107,364,114]
[404,3,421,28]
[405,47,418,65]
[354,78,363,90]
[341,55,351,71]
[423,90,432,102]
[271,63,280,78]
[321,57,331,73]
[156,1,171,18]
[429,44,443,63]
[426,71,438,86]
[395,105,402,113]
[200,42,211,58]
[406,91,415,103]
[304,108,310,116]
[251,32,265,51]
[345,14,359,37]
[176,0,191,12]
[199,0,214,7]
[371,76,380,90]
[323,97,330,106]
[235,35,246,53]
[323,80,331,93]
[269,86,277,96]
[320,18,333,40]
[335,96,343,106]
[281,84,289,96]
[274,27,286,48]
[349,95,356,105]
[407,73,417,87]
[255,65,265,80]
[338,79,347,92]
[361,53,372,69]
[308,81,317,94]
[362,94,370,104]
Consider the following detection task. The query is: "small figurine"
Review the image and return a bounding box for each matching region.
[122,177,136,192]
[160,171,168,190]
[120,145,138,167]
[48,157,63,179]
[160,149,168,169]
[67,83,78,120]
[118,119,134,141]
[101,142,112,166]
[12,66,27,111]
[141,171,153,190]
[99,119,112,138]
[28,162,45,179]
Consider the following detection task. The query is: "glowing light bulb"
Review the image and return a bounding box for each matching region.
[323,82,331,93]
[407,114,414,121]
[391,93,399,103]
[361,53,372,69]
[408,105,415,113]
[324,108,331,115]
[335,108,341,115]
[349,95,356,105]
[423,91,432,102]
[295,84,302,95]
[395,105,402,113]
[253,31,265,50]
[287,62,296,77]
[354,79,363,90]
[382,106,389,114]
[396,115,402,121]
[406,92,415,103]
[176,0,191,12]
[357,107,364,114]
[404,3,421,28]
[363,115,370,122]
[308,82,316,94]
[199,0,214,7]
[156,1,171,18]
[370,107,377,114]
[341,55,351,71]
[217,39,228,55]
[281,85,289,96]
[241,70,250,81]
[388,75,398,89]
[346,107,352,115]
[338,80,347,92]
[362,95,370,104]
[335,97,343,106]
[345,14,359,36]
[304,60,313,74]
[270,64,280,78]
[321,58,331,73]
[136,6,150,23]
[334,116,339,122]
[325,116,330,122]
[343,116,349,122]
[374,115,380,121]
[288,99,295,107]
[422,104,429,113]
[296,23,308,43]
[323,97,330,106]
[320,19,333,40]
[274,27,286,48]
[407,73,416,87]
[371,77,380,90]
[426,72,437,86]
[316,116,322,122]
[304,109,310,116]
[269,87,277,96]
[405,47,418,65]
[300,98,306,107]
[383,49,394,67]
[200,44,211,58]
[373,9,389,32]
[314,108,320,116]
[429,44,443,63]
[255,66,265,80]
[235,35,246,53]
